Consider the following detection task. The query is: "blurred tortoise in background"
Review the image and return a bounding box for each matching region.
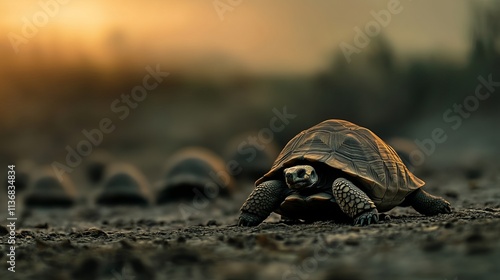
[96,164,152,206]
[239,119,451,226]
[24,167,77,208]
[156,147,235,204]
[224,132,280,182]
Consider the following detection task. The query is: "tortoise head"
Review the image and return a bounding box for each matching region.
[283,165,318,190]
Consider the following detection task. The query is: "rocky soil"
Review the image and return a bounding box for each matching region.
[1,160,500,280]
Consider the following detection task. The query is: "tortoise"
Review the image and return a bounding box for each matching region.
[96,164,153,206]
[156,147,235,204]
[24,167,77,208]
[238,119,451,226]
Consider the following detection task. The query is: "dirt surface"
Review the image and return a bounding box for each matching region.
[1,160,500,280]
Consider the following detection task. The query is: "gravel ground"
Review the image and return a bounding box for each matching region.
[1,159,500,280]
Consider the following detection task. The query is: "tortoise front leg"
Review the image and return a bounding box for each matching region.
[332,178,379,226]
[238,180,289,226]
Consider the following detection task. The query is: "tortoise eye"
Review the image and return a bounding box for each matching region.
[310,170,316,178]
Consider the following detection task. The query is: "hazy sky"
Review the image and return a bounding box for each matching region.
[1,0,471,74]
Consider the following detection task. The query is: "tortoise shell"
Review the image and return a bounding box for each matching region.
[156,147,235,203]
[24,167,77,208]
[256,119,424,211]
[96,164,153,206]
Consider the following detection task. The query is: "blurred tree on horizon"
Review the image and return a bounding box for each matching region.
[1,1,500,164]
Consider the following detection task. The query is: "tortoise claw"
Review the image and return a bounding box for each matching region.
[439,199,452,214]
[238,212,263,227]
[354,209,379,226]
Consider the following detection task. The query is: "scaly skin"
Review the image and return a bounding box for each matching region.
[405,189,452,215]
[332,178,379,226]
[239,180,289,226]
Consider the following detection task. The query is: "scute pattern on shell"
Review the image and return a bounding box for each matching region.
[256,119,425,211]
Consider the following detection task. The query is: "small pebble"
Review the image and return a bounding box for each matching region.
[177,236,187,243]
[421,239,444,252]
[345,238,359,246]
[227,237,245,249]
[465,232,484,243]
[71,228,108,238]
[206,220,217,226]
[86,228,108,238]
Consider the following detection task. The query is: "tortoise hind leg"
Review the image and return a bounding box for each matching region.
[332,178,379,226]
[404,189,451,216]
[238,180,289,226]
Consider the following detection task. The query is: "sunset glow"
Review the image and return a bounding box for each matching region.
[2,0,469,75]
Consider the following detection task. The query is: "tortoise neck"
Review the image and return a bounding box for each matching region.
[312,163,352,190]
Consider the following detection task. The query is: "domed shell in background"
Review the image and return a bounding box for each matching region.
[96,163,153,206]
[24,166,77,208]
[156,147,235,204]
